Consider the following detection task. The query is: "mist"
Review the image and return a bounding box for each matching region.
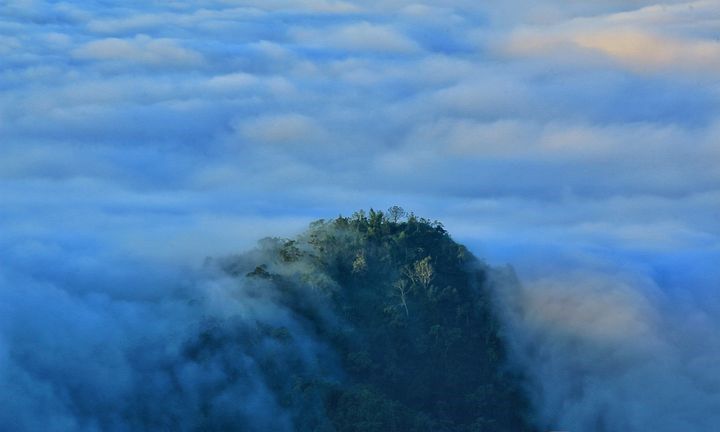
[0,245,339,432]
[3,0,719,430]
[491,252,720,431]
[4,219,719,431]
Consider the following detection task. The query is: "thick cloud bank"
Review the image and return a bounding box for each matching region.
[0,244,338,431]
[492,258,720,432]
[2,0,719,431]
[2,0,719,256]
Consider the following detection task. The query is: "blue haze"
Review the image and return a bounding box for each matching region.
[1,1,719,431]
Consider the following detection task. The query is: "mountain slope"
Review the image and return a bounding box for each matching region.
[215,209,535,431]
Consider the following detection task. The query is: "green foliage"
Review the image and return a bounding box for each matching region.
[221,209,536,431]
[325,385,435,432]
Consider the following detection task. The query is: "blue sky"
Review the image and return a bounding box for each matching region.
[2,1,720,430]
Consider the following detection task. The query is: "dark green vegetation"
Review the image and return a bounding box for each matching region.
[217,209,535,432]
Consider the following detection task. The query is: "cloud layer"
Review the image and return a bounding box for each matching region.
[2,1,719,431]
[0,242,339,431]
[2,0,719,259]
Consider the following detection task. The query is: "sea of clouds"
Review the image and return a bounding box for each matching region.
[2,1,719,430]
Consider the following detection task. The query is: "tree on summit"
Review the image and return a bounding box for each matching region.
[387,205,406,223]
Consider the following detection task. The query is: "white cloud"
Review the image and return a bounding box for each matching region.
[495,266,720,432]
[500,1,720,74]
[222,0,361,14]
[575,30,720,72]
[291,21,421,53]
[234,114,326,144]
[205,72,259,91]
[73,35,203,67]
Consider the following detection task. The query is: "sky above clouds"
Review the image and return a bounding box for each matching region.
[2,2,720,429]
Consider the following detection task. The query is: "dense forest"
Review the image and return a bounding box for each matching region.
[203,208,536,431]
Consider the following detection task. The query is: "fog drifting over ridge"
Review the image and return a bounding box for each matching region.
[2,1,719,431]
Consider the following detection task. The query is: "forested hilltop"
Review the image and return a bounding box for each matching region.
[209,208,535,432]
